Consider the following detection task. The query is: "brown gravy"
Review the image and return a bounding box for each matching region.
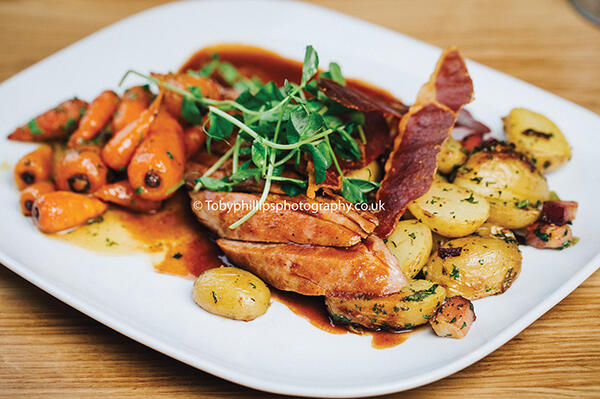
[59,44,412,349]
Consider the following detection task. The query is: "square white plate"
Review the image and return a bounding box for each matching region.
[1,1,599,397]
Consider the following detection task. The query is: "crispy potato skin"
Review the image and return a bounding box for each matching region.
[454,142,550,229]
[430,295,476,338]
[424,236,522,300]
[192,266,270,321]
[386,220,433,278]
[325,280,446,331]
[504,108,571,172]
[437,137,467,174]
[407,181,490,238]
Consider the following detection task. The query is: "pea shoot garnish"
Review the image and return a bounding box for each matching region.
[121,45,379,228]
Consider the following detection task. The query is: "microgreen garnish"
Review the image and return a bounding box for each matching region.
[121,46,376,228]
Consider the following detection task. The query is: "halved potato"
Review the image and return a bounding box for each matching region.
[193,266,271,321]
[453,142,550,229]
[386,220,432,278]
[345,160,382,182]
[504,108,571,172]
[424,236,522,300]
[325,280,446,330]
[437,137,467,174]
[407,181,490,238]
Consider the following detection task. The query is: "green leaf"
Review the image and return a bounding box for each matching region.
[320,62,345,86]
[196,176,232,191]
[256,81,284,103]
[331,129,361,160]
[290,106,323,137]
[188,86,204,98]
[281,182,304,196]
[218,62,239,84]
[341,177,379,203]
[251,141,267,168]
[207,112,234,140]
[301,142,331,184]
[181,97,203,125]
[301,45,319,86]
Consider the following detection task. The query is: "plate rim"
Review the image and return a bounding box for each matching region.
[1,0,599,397]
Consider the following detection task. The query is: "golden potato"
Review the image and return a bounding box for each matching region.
[437,137,467,174]
[193,266,270,321]
[386,220,433,278]
[345,160,382,182]
[407,181,490,238]
[453,142,549,229]
[325,280,446,330]
[424,236,522,300]
[504,108,571,172]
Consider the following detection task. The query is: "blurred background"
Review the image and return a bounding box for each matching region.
[1,1,599,398]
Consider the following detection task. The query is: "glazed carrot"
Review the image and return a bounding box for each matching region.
[153,73,222,120]
[8,99,87,142]
[183,124,207,159]
[93,181,162,213]
[68,90,119,147]
[32,191,108,234]
[20,181,55,216]
[112,85,153,132]
[55,146,108,193]
[127,111,185,201]
[14,145,54,189]
[101,91,163,171]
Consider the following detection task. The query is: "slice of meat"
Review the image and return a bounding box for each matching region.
[190,191,376,247]
[375,47,474,237]
[217,235,407,297]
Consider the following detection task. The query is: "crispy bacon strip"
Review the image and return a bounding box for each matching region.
[375,48,473,237]
[317,79,408,117]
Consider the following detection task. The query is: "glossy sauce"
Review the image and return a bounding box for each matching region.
[61,44,411,348]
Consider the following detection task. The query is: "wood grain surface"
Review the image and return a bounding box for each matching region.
[1,0,599,398]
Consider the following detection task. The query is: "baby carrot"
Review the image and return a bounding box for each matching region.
[101,91,163,171]
[183,124,207,159]
[14,145,54,189]
[55,146,108,194]
[93,181,162,213]
[20,181,55,216]
[112,85,153,132]
[32,191,108,234]
[153,73,222,120]
[8,99,87,142]
[68,90,119,147]
[127,111,185,201]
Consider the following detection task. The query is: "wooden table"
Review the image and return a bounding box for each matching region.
[1,0,599,397]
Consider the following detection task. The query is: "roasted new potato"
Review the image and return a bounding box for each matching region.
[504,108,571,172]
[346,160,382,182]
[386,220,432,278]
[407,181,490,238]
[453,142,550,229]
[437,137,467,174]
[193,266,270,321]
[325,279,446,330]
[424,236,522,300]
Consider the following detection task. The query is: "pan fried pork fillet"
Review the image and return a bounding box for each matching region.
[217,235,407,297]
[190,190,377,247]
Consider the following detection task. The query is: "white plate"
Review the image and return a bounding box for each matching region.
[1,1,599,397]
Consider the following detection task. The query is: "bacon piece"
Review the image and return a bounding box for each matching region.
[540,200,578,225]
[456,109,490,134]
[217,235,407,297]
[375,48,473,237]
[526,222,573,249]
[438,246,462,259]
[430,296,476,339]
[317,78,408,118]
